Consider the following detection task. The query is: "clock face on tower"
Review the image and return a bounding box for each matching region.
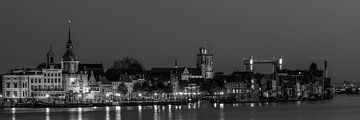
[70,77,76,85]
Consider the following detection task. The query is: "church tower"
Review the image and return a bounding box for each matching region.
[196,43,214,79]
[46,43,56,68]
[61,19,79,73]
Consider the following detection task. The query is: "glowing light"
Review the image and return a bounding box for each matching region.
[279,58,283,64]
[154,105,158,110]
[46,94,50,98]
[116,106,121,111]
[219,92,224,95]
[138,93,142,97]
[106,106,110,112]
[220,103,224,109]
[106,94,110,97]
[138,105,142,111]
[11,108,16,114]
[250,103,255,108]
[78,94,82,97]
[249,59,253,64]
[115,93,120,96]
[154,93,158,96]
[46,108,50,113]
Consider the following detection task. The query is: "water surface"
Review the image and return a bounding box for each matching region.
[1,95,359,120]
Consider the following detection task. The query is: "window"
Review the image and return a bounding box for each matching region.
[13,91,17,97]
[6,82,10,88]
[39,79,41,83]
[44,79,46,83]
[48,79,50,83]
[51,79,53,83]
[31,79,33,83]
[44,74,47,77]
[31,85,34,90]
[14,82,17,88]
[6,91,10,97]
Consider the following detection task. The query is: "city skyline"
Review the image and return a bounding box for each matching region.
[1,0,360,82]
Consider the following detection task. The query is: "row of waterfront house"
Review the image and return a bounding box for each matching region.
[0,20,334,105]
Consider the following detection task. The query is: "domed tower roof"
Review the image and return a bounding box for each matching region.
[62,51,78,61]
[62,19,78,61]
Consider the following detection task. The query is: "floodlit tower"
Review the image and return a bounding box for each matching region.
[196,43,214,79]
[61,19,79,73]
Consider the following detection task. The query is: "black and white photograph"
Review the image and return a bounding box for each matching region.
[0,0,359,120]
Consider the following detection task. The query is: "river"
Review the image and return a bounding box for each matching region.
[1,95,359,120]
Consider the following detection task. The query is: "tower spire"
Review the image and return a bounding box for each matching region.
[49,41,53,52]
[68,18,72,43]
[174,58,178,68]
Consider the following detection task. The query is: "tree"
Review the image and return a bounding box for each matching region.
[117,83,128,96]
[106,57,144,81]
[162,83,173,93]
[113,57,144,72]
[201,80,219,95]
[309,62,318,71]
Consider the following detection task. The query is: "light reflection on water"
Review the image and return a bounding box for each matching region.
[3,96,360,120]
[105,106,109,120]
[115,106,121,120]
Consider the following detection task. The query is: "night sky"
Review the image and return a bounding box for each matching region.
[1,0,359,82]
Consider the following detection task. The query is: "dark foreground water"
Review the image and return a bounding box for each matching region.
[1,95,360,120]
